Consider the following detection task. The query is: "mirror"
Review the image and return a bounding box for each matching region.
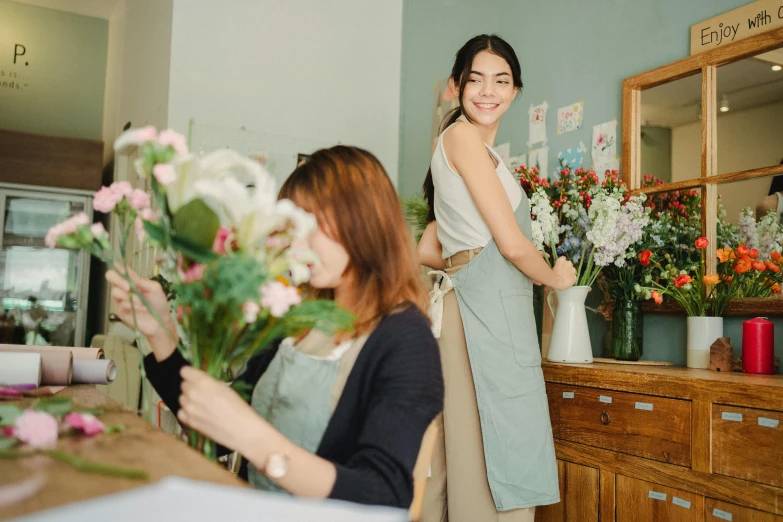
[717,176,782,232]
[716,47,783,176]
[640,72,702,184]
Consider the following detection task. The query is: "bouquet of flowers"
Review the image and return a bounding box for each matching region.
[518,164,650,287]
[46,127,353,458]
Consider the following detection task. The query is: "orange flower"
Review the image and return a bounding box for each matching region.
[773,283,782,294]
[276,275,291,286]
[638,250,652,266]
[716,248,733,263]
[737,244,750,256]
[734,256,752,274]
[752,260,767,272]
[767,261,781,273]
[703,274,720,285]
[771,251,782,262]
[694,236,709,249]
[651,290,663,304]
[674,274,693,288]
[749,248,759,259]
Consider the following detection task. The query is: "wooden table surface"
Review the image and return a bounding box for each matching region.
[0,386,246,520]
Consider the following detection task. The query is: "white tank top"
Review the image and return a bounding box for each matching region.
[431,117,522,259]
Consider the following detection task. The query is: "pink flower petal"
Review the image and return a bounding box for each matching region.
[129,189,151,211]
[157,129,189,155]
[153,164,176,185]
[13,410,58,449]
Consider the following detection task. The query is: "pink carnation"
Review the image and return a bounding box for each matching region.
[64,412,105,436]
[45,212,90,249]
[93,186,123,213]
[212,226,233,254]
[13,410,59,448]
[153,164,176,185]
[261,281,301,317]
[177,257,206,283]
[110,181,133,199]
[157,129,189,155]
[129,189,151,210]
[131,125,158,143]
[90,222,108,238]
[140,207,159,221]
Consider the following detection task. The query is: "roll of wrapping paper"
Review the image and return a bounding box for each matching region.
[0,352,42,386]
[0,344,104,360]
[0,344,103,360]
[72,358,117,385]
[0,347,73,385]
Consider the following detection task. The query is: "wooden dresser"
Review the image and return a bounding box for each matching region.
[538,362,783,521]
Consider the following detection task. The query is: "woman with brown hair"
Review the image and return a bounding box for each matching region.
[105,146,444,508]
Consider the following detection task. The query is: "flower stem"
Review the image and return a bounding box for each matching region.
[0,449,148,480]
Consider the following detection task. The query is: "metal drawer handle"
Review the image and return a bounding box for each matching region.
[600,411,611,425]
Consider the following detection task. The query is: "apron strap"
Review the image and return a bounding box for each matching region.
[428,270,454,339]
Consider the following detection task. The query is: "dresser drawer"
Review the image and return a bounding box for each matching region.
[546,384,691,466]
[616,475,703,522]
[713,404,783,489]
[706,498,783,521]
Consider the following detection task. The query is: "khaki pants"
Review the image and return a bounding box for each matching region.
[420,255,535,522]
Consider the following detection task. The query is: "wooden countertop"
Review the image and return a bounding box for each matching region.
[542,361,783,407]
[0,386,246,520]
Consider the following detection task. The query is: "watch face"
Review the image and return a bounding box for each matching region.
[266,454,289,479]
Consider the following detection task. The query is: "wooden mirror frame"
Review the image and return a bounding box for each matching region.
[622,27,783,315]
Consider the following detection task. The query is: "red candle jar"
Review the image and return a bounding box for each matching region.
[742,317,775,374]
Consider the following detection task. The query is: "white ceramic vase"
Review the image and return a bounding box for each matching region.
[546,286,594,364]
[686,316,724,369]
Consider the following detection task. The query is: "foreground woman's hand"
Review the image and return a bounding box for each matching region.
[177,367,268,456]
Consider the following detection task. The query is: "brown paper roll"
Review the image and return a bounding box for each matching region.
[0,347,73,385]
[0,344,104,360]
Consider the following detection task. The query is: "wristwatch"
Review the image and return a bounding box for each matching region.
[265,452,290,479]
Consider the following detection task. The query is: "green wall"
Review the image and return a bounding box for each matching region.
[400,0,783,368]
[0,1,108,140]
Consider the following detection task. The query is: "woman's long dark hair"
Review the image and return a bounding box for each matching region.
[423,34,523,222]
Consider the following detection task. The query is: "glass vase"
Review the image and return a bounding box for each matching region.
[612,299,643,361]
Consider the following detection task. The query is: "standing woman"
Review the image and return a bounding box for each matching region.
[418,35,576,521]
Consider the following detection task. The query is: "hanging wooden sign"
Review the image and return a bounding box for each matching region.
[690,0,783,55]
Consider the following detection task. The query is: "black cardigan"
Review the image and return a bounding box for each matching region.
[144,305,444,508]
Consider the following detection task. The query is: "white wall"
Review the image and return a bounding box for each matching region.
[671,100,783,224]
[166,0,403,185]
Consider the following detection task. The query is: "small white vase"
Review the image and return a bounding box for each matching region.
[546,286,593,364]
[686,316,724,369]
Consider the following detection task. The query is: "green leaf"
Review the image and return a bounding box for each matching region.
[230,381,254,401]
[0,404,23,426]
[34,397,72,418]
[0,437,18,450]
[144,221,216,263]
[173,199,220,251]
[104,424,125,434]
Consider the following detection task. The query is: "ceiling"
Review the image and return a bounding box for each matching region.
[641,48,783,128]
[10,0,120,20]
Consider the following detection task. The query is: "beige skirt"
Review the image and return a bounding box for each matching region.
[420,252,535,522]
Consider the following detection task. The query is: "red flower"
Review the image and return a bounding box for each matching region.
[749,249,759,259]
[771,251,782,261]
[674,274,693,288]
[638,250,652,266]
[766,261,780,273]
[752,260,767,272]
[651,290,663,305]
[695,237,709,249]
[734,256,752,274]
[737,244,750,256]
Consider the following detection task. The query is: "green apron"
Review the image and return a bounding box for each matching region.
[433,199,560,510]
[247,339,340,492]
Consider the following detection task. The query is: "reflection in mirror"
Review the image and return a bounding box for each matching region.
[716,47,783,176]
[717,178,783,250]
[640,72,702,184]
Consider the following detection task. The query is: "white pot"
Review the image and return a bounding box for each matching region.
[686,316,724,369]
[546,286,593,364]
